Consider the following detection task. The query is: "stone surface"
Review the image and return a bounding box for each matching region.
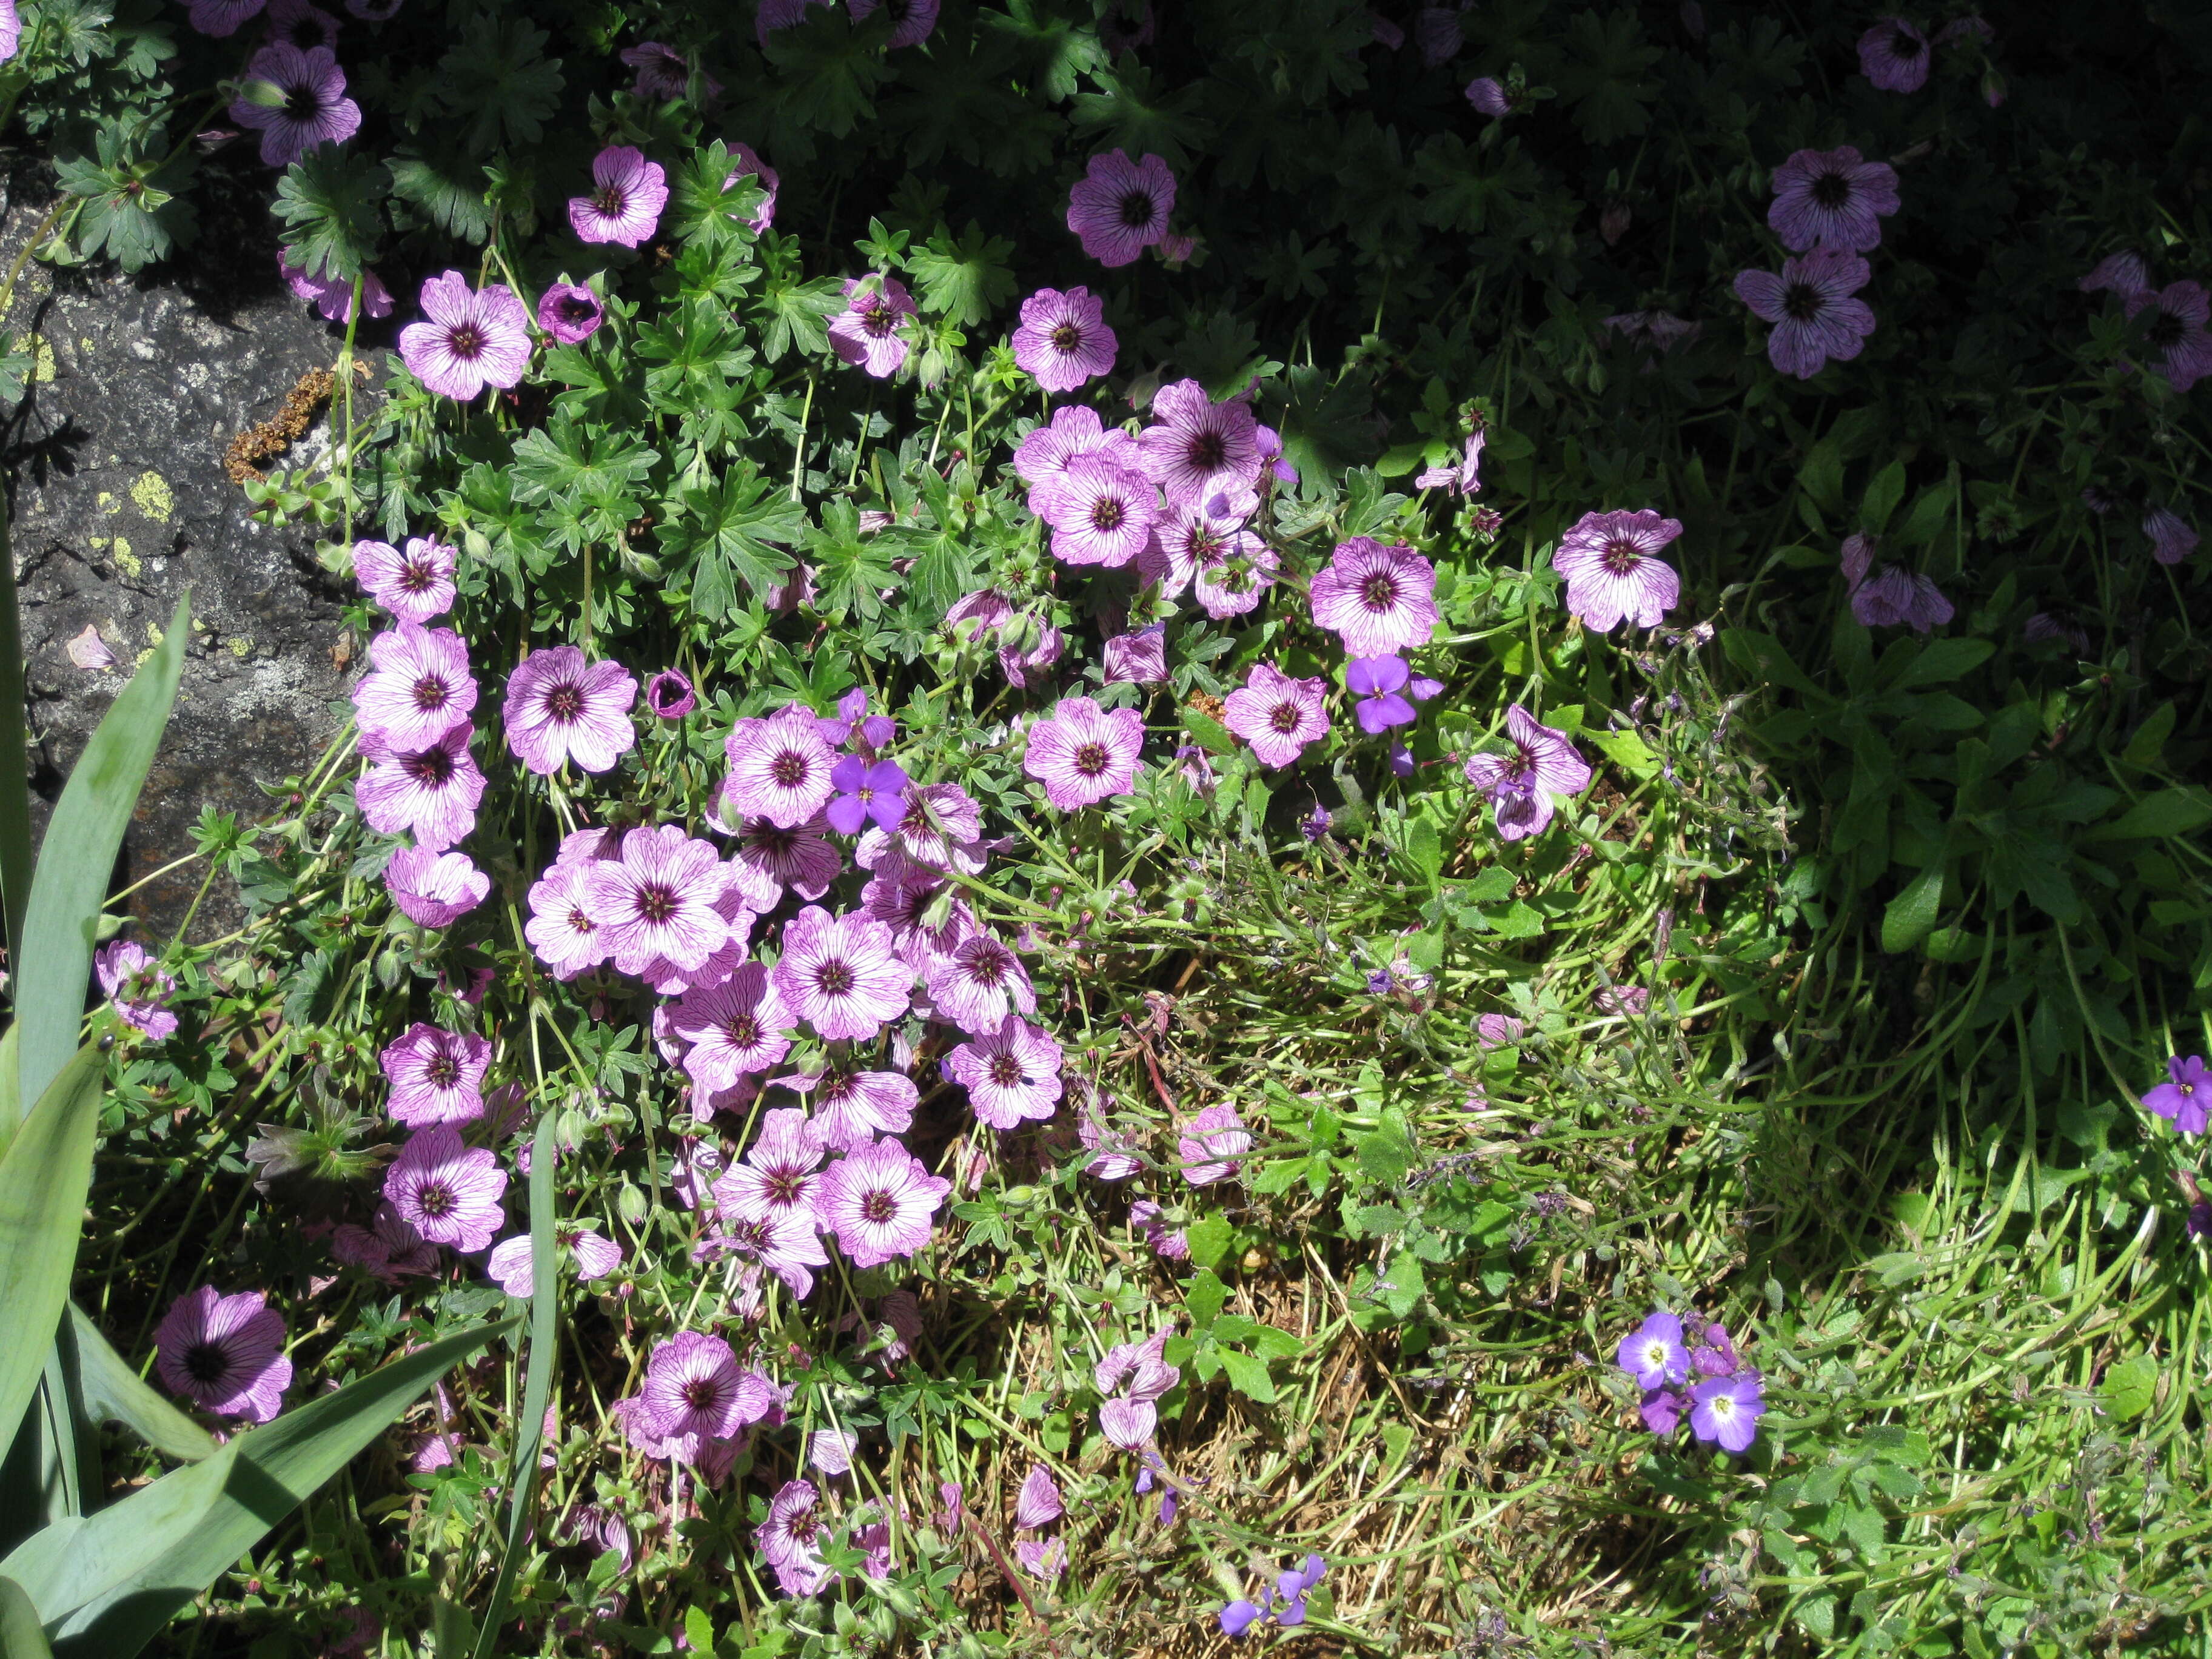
[4,175,379,942]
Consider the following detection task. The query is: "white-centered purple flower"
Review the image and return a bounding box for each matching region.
[818,1137,953,1268]
[153,1287,291,1423]
[1734,247,1877,380]
[586,824,731,976]
[351,623,477,750]
[863,858,976,971]
[1013,404,1142,489]
[1689,1374,1766,1453]
[1222,662,1329,769]
[711,1107,826,1226]
[95,940,178,1040]
[724,704,839,828]
[1013,286,1117,392]
[1139,380,1261,506]
[943,1016,1064,1129]
[1766,145,1900,253]
[1462,705,1593,841]
[503,646,638,775]
[863,780,987,874]
[357,721,483,851]
[925,931,1038,1036]
[1616,1310,1691,1389]
[1096,1327,1179,1448]
[1307,538,1439,656]
[1024,696,1145,811]
[1035,455,1159,568]
[381,1021,492,1127]
[773,906,913,1041]
[384,1124,507,1252]
[398,270,532,403]
[353,535,457,622]
[830,276,917,378]
[386,845,490,928]
[230,42,361,166]
[537,281,605,344]
[1552,509,1684,632]
[1066,150,1176,267]
[568,145,669,247]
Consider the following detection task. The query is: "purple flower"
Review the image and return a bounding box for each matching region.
[384,1124,507,1252]
[829,276,917,378]
[1139,380,1261,507]
[1102,625,1168,686]
[800,1066,920,1151]
[1464,76,1511,116]
[187,0,265,35]
[850,0,939,45]
[381,1022,491,1127]
[2145,1055,2210,1135]
[645,669,697,718]
[357,722,483,851]
[1857,18,1931,92]
[1603,310,1702,357]
[723,704,839,828]
[352,623,476,750]
[1016,1465,1064,1529]
[998,617,1065,688]
[1096,1330,1179,1447]
[280,248,392,323]
[1344,655,1439,734]
[95,940,178,1040]
[1223,662,1330,769]
[153,1287,290,1423]
[819,1137,953,1268]
[1307,538,1439,655]
[1014,405,1142,489]
[756,1478,830,1588]
[2080,251,2151,298]
[1130,1198,1188,1259]
[711,1107,826,1227]
[1415,430,1485,495]
[1016,1537,1067,1580]
[638,1332,773,1460]
[1639,1385,1687,1436]
[1852,567,1954,633]
[827,757,910,836]
[1035,455,1159,568]
[229,43,360,165]
[1689,1373,1766,1453]
[671,964,795,1094]
[503,646,638,776]
[1024,697,1145,810]
[1179,1102,1250,1184]
[1766,146,1900,253]
[525,859,608,980]
[486,1225,623,1296]
[399,271,532,402]
[944,1016,1064,1129]
[385,846,489,928]
[263,0,338,46]
[774,907,913,1041]
[2124,282,2212,393]
[586,825,731,976]
[1462,705,1592,841]
[1220,1600,1266,1638]
[1013,287,1117,392]
[926,933,1037,1036]
[1079,1090,1141,1179]
[1734,247,1877,380]
[814,687,897,753]
[537,281,605,344]
[353,535,456,622]
[731,814,842,901]
[568,145,668,247]
[1067,150,1176,267]
[1415,2,1465,62]
[1615,1311,1690,1389]
[1552,509,1684,632]
[622,40,719,101]
[2146,508,2200,567]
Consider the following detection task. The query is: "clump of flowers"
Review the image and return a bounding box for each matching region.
[1221,1555,1327,1635]
[1617,1312,1766,1454]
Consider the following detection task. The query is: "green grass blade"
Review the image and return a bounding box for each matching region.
[0,495,33,967]
[0,1574,54,1659]
[0,1046,107,1457]
[15,592,189,1118]
[471,1114,557,1659]
[62,1305,214,1464]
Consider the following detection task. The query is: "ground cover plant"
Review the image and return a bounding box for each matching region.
[2,0,2212,1654]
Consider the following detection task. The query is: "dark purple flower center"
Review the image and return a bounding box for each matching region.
[1090,495,1127,533]
[446,323,486,361]
[592,184,632,221]
[566,906,595,936]
[403,746,455,786]
[1183,429,1226,472]
[1601,538,1644,575]
[682,1375,723,1411]
[1888,25,1923,57]
[426,1054,460,1087]
[1359,571,1401,612]
[987,1051,1026,1087]
[1809,170,1852,209]
[417,1181,455,1218]
[723,1013,762,1047]
[412,674,452,711]
[545,682,585,722]
[886,0,911,18]
[771,751,811,788]
[1073,741,1112,777]
[636,882,679,925]
[1118,187,1157,230]
[766,1168,808,1204]
[1188,523,1225,560]
[400,560,436,592]
[1781,282,1822,322]
[281,81,324,120]
[820,1070,856,1104]
[966,944,1010,985]
[862,300,896,340]
[1050,321,1084,354]
[182,1341,231,1384]
[2147,309,2185,349]
[748,822,797,856]
[814,959,856,996]
[860,1188,898,1223]
[1269,701,1302,734]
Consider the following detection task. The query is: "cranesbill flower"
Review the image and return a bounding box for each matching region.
[189,0,265,35]
[230,43,360,166]
[1858,17,1930,91]
[537,281,605,343]
[354,535,457,622]
[725,705,839,828]
[757,1479,831,1592]
[1067,150,1176,267]
[1017,1538,1067,1579]
[1734,247,1877,380]
[399,271,532,402]
[569,145,669,247]
[671,963,794,1093]
[1191,538,1279,620]
[731,813,842,900]
[645,669,697,718]
[1078,1085,1142,1179]
[2124,282,2212,393]
[819,1137,952,1268]
[1616,1311,1690,1389]
[381,1022,492,1127]
[1852,567,1954,633]
[1766,146,1900,253]
[945,1016,1064,1128]
[1223,663,1329,769]
[2080,251,2151,298]
[999,618,1065,688]
[1013,287,1117,391]
[1139,380,1260,507]
[774,907,913,1041]
[866,780,987,874]
[1415,431,1485,494]
[357,722,483,851]
[264,0,338,52]
[802,1066,920,1151]
[1036,455,1158,568]
[1103,625,1168,686]
[1462,705,1592,841]
[1308,538,1439,655]
[352,623,476,750]
[95,940,179,1040]
[486,1225,623,1295]
[1689,1373,1766,1453]
[524,860,608,979]
[864,862,975,973]
[1344,655,1439,734]
[503,646,638,775]
[830,276,917,378]
[2147,508,2200,566]
[640,1332,774,1455]
[1016,1465,1064,1529]
[1013,405,1142,488]
[331,1203,440,1282]
[1178,1102,1250,1184]
[1024,697,1145,810]
[1096,1329,1178,1446]
[154,1287,290,1422]
[384,1124,506,1252]
[850,0,939,45]
[1464,75,1512,115]
[386,846,489,928]
[828,757,910,836]
[927,933,1037,1036]
[1552,509,1684,632]
[712,1108,826,1226]
[621,40,717,100]
[280,248,392,323]
[586,825,731,976]
[2145,1054,2210,1135]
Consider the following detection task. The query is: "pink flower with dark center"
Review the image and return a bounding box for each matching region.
[1552,509,1684,632]
[731,812,842,899]
[1025,697,1145,811]
[384,1124,507,1252]
[331,1203,441,1282]
[1102,625,1168,686]
[1013,287,1117,392]
[1095,1327,1179,1447]
[830,276,917,378]
[486,1225,623,1296]
[525,859,609,979]
[943,1016,1064,1129]
[353,535,456,622]
[586,825,731,976]
[189,0,266,35]
[386,845,489,927]
[280,248,392,323]
[1603,311,1702,358]
[773,907,912,1041]
[1178,1102,1250,1184]
[351,623,477,749]
[504,646,638,775]
[819,1137,953,1268]
[95,940,178,1040]
[757,1479,830,1589]
[1149,493,1277,617]
[230,43,360,165]
[645,669,697,719]
[1858,18,1931,92]
[2080,251,2151,298]
[1733,247,1877,380]
[263,0,339,51]
[1139,380,1260,506]
[790,1065,920,1152]
[1193,535,1282,619]
[711,1107,826,1225]
[357,721,483,850]
[1013,405,1142,489]
[1223,663,1329,769]
[1308,538,1439,655]
[864,780,986,873]
[2146,507,2199,566]
[1462,705,1592,841]
[2124,282,2212,393]
[1078,1085,1142,1179]
[1067,150,1176,267]
[154,1287,291,1422]
[926,931,1037,1036]
[381,1022,492,1126]
[671,962,794,1092]
[1415,2,1465,63]
[722,140,779,230]
[569,146,669,246]
[399,270,532,402]
[638,1332,773,1458]
[1766,146,1900,253]
[537,281,605,344]
[724,705,839,828]
[850,0,939,45]
[1016,1466,1064,1529]
[706,1204,830,1299]
[998,617,1065,688]
[1035,455,1158,568]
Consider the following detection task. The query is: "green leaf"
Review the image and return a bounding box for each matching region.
[1892,638,1993,688]
[1881,866,1945,954]
[2083,789,2212,843]
[1182,1270,1228,1331]
[1590,727,1661,780]
[0,1574,53,1658]
[0,497,28,966]
[55,124,198,275]
[665,142,768,252]
[1555,8,1661,144]
[387,145,491,244]
[1403,818,1441,893]
[1181,705,1238,756]
[270,148,389,283]
[61,1306,215,1464]
[657,465,803,620]
[1183,1213,1233,1272]
[1860,460,1907,535]
[1217,1349,1278,1404]
[908,222,1017,328]
[18,593,188,1116]
[2098,1353,2158,1423]
[1353,1114,1413,1185]
[2122,703,2176,768]
[1378,1249,1426,1318]
[436,13,565,154]
[1891,479,1957,549]
[0,1045,107,1455]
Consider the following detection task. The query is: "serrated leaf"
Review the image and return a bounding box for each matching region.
[908,222,1017,328]
[437,14,565,155]
[657,465,804,620]
[272,148,389,283]
[388,146,491,244]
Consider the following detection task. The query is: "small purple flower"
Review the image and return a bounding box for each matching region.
[280,248,392,324]
[353,535,457,622]
[381,1022,492,1127]
[1766,146,1900,253]
[849,0,939,45]
[525,859,608,980]
[2145,508,2197,567]
[1102,625,1168,686]
[1139,379,1261,508]
[357,722,483,851]
[2124,282,2212,393]
[1178,1102,1250,1184]
[1640,1386,1687,1436]
[2145,1055,2210,1135]
[723,704,840,828]
[1464,76,1511,115]
[503,646,638,775]
[95,940,178,1040]
[1734,247,1877,380]
[1015,1465,1064,1529]
[351,623,477,751]
[926,932,1037,1037]
[671,963,794,1094]
[1013,287,1117,392]
[1035,456,1159,568]
[1307,538,1439,655]
[711,1107,826,1228]
[1689,1373,1766,1453]
[1222,662,1330,769]
[1852,567,1954,633]
[537,281,605,344]
[818,1136,953,1268]
[1220,1599,1267,1638]
[1415,430,1484,495]
[399,271,533,402]
[386,846,489,928]
[645,669,697,718]
[622,40,719,101]
[944,1015,1064,1129]
[154,1287,291,1422]
[829,276,917,378]
[1615,1311,1691,1390]
[802,1066,920,1152]
[1857,17,1931,92]
[814,687,897,753]
[486,1225,623,1296]
[229,42,361,166]
[1024,697,1145,811]
[1067,150,1177,267]
[2080,251,2151,298]
[1552,509,1684,632]
[1013,404,1142,489]
[1344,655,1440,734]
[384,1124,507,1252]
[827,757,910,836]
[1016,1537,1067,1580]
[568,146,668,247]
[1463,705,1593,841]
[637,1332,773,1460]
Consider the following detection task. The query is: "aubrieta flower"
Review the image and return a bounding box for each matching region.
[503,646,638,775]
[1025,697,1145,811]
[1690,1374,1766,1453]
[537,281,605,344]
[385,846,489,928]
[1344,655,1440,734]
[645,669,697,718]
[1223,663,1329,769]
[1102,625,1168,686]
[352,623,477,751]
[829,276,917,378]
[230,43,361,166]
[2123,282,2212,393]
[353,535,457,622]
[2147,508,2200,566]
[280,248,392,324]
[827,757,910,836]
[486,1225,624,1296]
[399,271,532,402]
[1067,149,1177,267]
[1013,286,1117,392]
[815,686,897,753]
[724,704,839,828]
[1552,509,1684,632]
[637,1332,774,1461]
[1857,17,1931,92]
[926,932,1038,1036]
[850,0,939,46]
[1036,455,1159,568]
[568,145,669,247]
[381,1022,492,1127]
[1766,145,1900,253]
[357,722,483,851]
[154,1287,290,1422]
[1307,538,1439,656]
[1462,705,1593,842]
[944,1016,1064,1129]
[384,1124,506,1252]
[586,825,731,976]
[1013,404,1141,489]
[95,939,179,1040]
[818,1136,953,1269]
[1615,1311,1691,1389]
[2080,250,2151,299]
[774,907,913,1041]
[670,963,795,1093]
[2145,1055,2210,1135]
[1733,247,1877,380]
[1016,1465,1064,1529]
[1140,379,1260,506]
[1179,1102,1251,1184]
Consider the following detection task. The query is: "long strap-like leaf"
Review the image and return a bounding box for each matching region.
[61,1307,213,1464]
[0,492,34,970]
[0,1574,53,1659]
[0,1046,107,1460]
